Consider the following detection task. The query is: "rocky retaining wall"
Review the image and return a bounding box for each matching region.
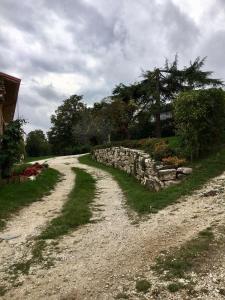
[92,147,192,191]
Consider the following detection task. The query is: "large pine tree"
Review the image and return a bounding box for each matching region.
[141,56,223,137]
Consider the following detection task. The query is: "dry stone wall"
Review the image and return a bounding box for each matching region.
[92,147,189,191]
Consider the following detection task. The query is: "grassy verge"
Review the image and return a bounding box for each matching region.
[79,148,225,214]
[153,228,214,292]
[39,167,96,239]
[0,168,61,230]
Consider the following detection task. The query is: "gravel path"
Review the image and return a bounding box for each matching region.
[1,155,225,299]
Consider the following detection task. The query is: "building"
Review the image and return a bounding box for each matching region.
[0,72,21,135]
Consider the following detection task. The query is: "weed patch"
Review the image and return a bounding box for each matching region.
[136,279,151,293]
[167,282,184,293]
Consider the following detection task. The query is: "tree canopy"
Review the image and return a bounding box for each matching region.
[26,130,50,157]
[46,56,223,154]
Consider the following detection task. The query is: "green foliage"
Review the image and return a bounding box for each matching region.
[174,88,225,159]
[46,57,223,150]
[12,163,30,175]
[136,280,151,293]
[26,130,50,157]
[0,119,25,178]
[140,56,223,137]
[62,144,91,155]
[79,148,225,214]
[48,95,87,154]
[0,167,61,230]
[39,167,96,239]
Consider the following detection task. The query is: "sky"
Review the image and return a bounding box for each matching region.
[0,0,225,133]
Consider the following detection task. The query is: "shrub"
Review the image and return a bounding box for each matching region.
[152,140,173,161]
[174,88,225,159]
[162,156,186,167]
[0,119,25,178]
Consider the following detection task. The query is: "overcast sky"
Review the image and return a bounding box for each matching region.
[0,0,225,133]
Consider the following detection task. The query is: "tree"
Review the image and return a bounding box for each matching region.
[91,100,113,143]
[26,130,50,157]
[141,56,223,137]
[48,95,86,154]
[111,84,139,139]
[0,119,25,178]
[174,88,225,159]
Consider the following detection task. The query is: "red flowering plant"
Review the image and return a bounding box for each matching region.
[22,163,43,177]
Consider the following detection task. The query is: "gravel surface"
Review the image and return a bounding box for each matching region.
[1,155,225,299]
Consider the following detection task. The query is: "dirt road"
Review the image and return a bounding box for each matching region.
[1,155,225,299]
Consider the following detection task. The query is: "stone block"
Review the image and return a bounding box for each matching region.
[177,167,193,175]
[158,169,177,181]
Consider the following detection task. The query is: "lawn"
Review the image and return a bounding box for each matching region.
[79,148,225,214]
[0,167,61,230]
[39,167,96,239]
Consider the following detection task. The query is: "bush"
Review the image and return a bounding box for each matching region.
[174,88,225,159]
[162,156,186,167]
[152,140,174,161]
[0,119,25,178]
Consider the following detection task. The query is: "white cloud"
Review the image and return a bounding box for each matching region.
[0,0,224,133]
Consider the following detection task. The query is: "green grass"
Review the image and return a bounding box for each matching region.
[79,148,225,214]
[25,156,56,163]
[39,167,96,239]
[0,168,61,230]
[153,228,214,280]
